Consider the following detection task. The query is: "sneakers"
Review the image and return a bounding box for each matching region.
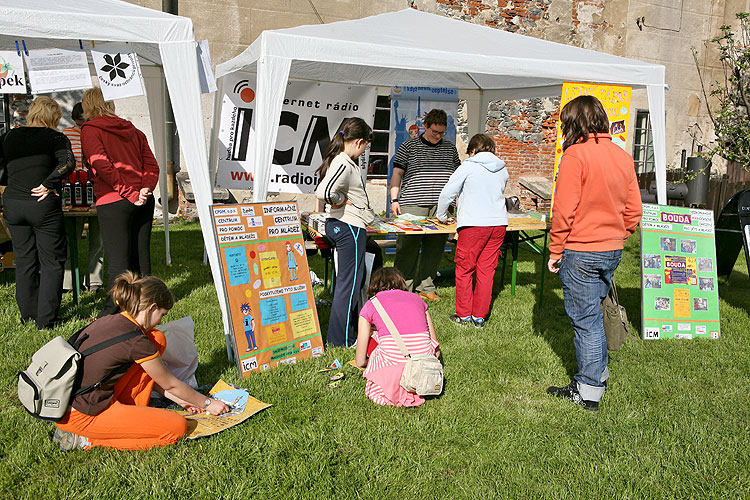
[52,429,90,451]
[472,317,486,329]
[546,380,599,411]
[449,314,472,326]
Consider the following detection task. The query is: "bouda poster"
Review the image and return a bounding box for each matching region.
[211,201,323,377]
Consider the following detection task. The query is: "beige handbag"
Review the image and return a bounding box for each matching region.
[371,297,443,396]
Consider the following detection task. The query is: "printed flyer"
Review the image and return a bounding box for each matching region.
[640,204,720,340]
[211,202,324,377]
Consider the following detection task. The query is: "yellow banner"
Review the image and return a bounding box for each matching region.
[550,82,632,215]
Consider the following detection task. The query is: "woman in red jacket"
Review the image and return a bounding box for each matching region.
[81,88,159,317]
[546,95,642,411]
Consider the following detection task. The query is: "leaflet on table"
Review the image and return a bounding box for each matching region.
[210,202,324,377]
[640,204,720,340]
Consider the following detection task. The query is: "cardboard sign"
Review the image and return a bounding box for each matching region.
[551,82,632,214]
[210,202,324,377]
[0,51,27,94]
[640,204,720,340]
[214,73,376,192]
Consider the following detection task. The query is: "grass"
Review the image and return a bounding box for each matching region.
[1,221,749,499]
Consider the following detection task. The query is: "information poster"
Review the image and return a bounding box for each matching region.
[211,201,324,377]
[214,73,376,192]
[640,204,720,340]
[551,82,632,213]
[25,48,92,94]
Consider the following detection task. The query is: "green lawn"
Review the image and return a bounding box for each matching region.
[1,221,749,499]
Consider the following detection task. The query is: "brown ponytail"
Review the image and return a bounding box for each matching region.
[316,117,373,179]
[109,271,174,316]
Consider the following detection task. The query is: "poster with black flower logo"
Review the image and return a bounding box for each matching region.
[91,43,145,100]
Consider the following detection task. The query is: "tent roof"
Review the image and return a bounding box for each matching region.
[0,0,195,66]
[216,8,665,91]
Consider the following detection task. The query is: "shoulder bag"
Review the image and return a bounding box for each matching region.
[370,297,443,396]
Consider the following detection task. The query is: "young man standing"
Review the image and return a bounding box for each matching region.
[389,109,460,302]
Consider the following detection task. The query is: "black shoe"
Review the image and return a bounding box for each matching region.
[472,317,486,329]
[87,285,102,294]
[449,314,472,326]
[546,380,599,411]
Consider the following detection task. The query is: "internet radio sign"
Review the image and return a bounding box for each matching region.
[661,212,691,225]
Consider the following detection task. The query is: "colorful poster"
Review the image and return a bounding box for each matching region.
[388,86,459,214]
[24,48,92,94]
[551,82,632,214]
[640,204,720,340]
[214,73,377,192]
[211,201,324,377]
[91,43,145,100]
[0,51,27,94]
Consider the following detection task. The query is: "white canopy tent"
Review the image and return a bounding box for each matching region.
[1,0,231,336]
[216,8,668,205]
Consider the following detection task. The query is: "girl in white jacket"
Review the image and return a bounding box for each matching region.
[314,118,373,346]
[437,134,509,328]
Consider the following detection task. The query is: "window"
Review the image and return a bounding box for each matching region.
[633,109,654,173]
[367,94,390,179]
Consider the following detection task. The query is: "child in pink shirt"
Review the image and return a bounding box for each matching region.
[355,268,440,406]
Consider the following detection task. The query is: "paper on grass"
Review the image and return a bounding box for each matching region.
[171,379,271,439]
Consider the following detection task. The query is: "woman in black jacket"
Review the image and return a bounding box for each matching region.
[1,97,74,329]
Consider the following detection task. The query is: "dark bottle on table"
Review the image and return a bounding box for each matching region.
[85,171,95,207]
[62,179,72,208]
[73,171,83,207]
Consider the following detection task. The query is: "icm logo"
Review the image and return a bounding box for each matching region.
[44,399,61,408]
[241,357,258,372]
[644,328,660,339]
[233,80,255,103]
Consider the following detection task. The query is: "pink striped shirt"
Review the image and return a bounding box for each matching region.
[360,290,439,407]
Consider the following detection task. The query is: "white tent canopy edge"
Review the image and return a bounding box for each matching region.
[1,0,231,346]
[215,8,668,206]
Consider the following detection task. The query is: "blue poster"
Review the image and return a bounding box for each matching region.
[259,296,288,325]
[388,86,459,179]
[224,247,251,287]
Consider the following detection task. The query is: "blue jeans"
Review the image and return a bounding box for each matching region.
[559,249,622,402]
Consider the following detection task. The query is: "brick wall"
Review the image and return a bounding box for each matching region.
[485,97,560,211]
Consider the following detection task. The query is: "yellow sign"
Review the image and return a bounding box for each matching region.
[551,82,632,214]
[673,288,691,318]
[259,251,282,288]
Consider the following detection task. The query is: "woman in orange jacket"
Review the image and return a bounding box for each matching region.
[546,95,642,411]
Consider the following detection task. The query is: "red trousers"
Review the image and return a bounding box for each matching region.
[454,226,507,319]
[56,328,187,450]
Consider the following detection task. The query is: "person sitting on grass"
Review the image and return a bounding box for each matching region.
[53,271,230,451]
[436,133,508,328]
[355,267,440,407]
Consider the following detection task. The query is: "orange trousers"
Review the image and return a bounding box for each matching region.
[56,328,188,450]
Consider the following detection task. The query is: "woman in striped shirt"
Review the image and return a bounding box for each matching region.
[355,267,440,407]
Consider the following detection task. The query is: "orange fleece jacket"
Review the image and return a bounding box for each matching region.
[549,133,642,260]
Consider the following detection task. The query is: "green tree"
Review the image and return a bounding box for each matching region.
[693,12,750,170]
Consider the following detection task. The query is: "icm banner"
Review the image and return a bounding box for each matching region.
[215,74,377,194]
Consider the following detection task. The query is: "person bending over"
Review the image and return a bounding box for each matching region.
[54,271,229,450]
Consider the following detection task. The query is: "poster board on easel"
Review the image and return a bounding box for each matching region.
[640,203,720,340]
[210,201,324,377]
